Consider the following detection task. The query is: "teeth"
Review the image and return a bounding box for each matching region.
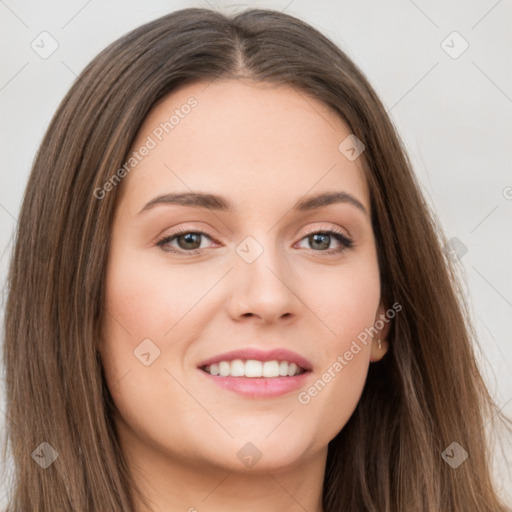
[287,362,298,376]
[245,359,262,377]
[262,360,279,378]
[203,359,304,378]
[230,359,245,377]
[219,361,230,377]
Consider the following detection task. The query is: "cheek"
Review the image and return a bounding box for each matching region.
[294,256,380,435]
[303,253,381,345]
[99,254,212,448]
[99,247,225,405]
[296,302,376,445]
[99,251,179,391]
[103,250,216,343]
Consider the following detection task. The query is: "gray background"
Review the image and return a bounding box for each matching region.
[1,0,511,506]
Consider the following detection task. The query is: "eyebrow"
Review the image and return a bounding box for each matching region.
[137,191,367,215]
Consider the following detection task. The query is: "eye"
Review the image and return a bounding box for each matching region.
[156,229,218,255]
[296,229,353,254]
[155,227,354,256]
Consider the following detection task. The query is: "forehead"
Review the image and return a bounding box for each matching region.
[120,79,369,213]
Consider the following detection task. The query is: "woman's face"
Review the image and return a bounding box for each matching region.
[99,79,388,474]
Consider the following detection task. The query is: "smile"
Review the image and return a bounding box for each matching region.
[201,359,306,378]
[197,348,312,398]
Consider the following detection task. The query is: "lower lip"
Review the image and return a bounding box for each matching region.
[199,369,311,398]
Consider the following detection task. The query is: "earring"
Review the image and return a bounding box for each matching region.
[378,338,382,350]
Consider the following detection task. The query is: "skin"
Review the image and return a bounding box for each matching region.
[98,78,389,512]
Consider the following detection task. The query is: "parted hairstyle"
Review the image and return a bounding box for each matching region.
[2,7,511,511]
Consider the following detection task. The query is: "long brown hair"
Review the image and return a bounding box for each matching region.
[2,7,511,511]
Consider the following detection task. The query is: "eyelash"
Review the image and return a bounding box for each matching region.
[155,226,354,256]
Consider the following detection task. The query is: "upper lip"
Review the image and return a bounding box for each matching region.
[198,348,313,372]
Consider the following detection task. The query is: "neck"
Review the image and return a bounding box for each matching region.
[119,423,326,512]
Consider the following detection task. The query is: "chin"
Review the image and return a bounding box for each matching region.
[217,433,319,474]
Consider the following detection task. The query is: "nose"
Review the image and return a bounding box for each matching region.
[227,236,299,325]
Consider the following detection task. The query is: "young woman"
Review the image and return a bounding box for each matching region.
[2,7,511,512]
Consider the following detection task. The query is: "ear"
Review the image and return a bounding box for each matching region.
[369,300,391,362]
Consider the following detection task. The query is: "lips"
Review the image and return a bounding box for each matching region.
[197,348,313,398]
